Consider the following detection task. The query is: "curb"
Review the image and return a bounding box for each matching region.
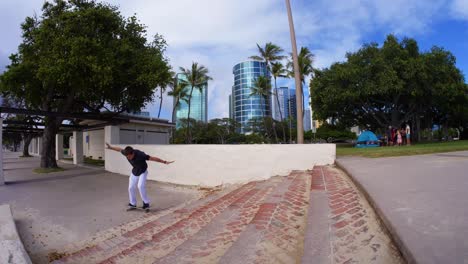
[0,204,32,264]
[335,160,416,264]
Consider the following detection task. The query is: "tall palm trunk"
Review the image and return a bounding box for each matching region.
[261,96,269,141]
[171,97,180,144]
[286,0,304,143]
[186,85,195,144]
[158,88,163,118]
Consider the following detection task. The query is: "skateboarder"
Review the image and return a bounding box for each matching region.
[106,143,174,210]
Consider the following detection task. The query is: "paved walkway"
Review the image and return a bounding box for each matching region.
[337,151,468,264]
[0,152,200,264]
[47,166,402,264]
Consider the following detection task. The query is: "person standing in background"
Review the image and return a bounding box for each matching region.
[406,124,411,145]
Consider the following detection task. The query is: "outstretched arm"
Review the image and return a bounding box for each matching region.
[149,155,174,165]
[106,143,123,152]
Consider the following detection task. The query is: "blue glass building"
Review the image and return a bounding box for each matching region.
[231,60,270,134]
[273,87,300,121]
[174,73,208,129]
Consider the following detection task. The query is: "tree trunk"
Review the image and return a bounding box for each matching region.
[171,98,179,144]
[416,116,421,142]
[40,118,59,168]
[286,0,304,143]
[186,86,194,144]
[158,88,163,118]
[261,96,270,141]
[391,109,400,128]
[22,134,33,157]
[444,120,449,140]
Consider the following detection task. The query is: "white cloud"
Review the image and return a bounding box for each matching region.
[451,0,468,19]
[1,0,461,119]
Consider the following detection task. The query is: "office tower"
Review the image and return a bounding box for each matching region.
[303,108,312,131]
[232,60,270,133]
[174,73,208,129]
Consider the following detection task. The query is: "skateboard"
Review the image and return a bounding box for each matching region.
[126,207,150,213]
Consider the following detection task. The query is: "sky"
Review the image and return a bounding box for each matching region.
[1,0,468,121]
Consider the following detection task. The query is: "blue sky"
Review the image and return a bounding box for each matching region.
[1,0,467,121]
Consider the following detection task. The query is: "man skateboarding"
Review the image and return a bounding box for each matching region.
[106,143,174,210]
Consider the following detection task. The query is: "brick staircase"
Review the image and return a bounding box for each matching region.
[52,167,403,264]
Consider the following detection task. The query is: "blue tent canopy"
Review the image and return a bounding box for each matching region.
[355,131,380,148]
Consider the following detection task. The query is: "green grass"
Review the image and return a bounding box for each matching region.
[19,155,34,158]
[336,140,468,158]
[33,167,66,174]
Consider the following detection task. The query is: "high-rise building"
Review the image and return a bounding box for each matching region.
[273,87,299,121]
[288,89,297,121]
[231,60,270,133]
[174,73,208,129]
[229,94,233,119]
[303,108,312,131]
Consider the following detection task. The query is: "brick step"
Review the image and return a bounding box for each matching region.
[98,180,260,263]
[220,170,312,264]
[52,182,257,264]
[154,176,286,264]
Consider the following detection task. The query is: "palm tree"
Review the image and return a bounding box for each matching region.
[250,43,286,72]
[288,47,315,120]
[168,79,189,143]
[250,43,285,143]
[179,62,212,144]
[271,62,288,142]
[250,76,273,141]
[157,86,166,118]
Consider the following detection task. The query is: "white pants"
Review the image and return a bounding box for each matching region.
[129,170,150,205]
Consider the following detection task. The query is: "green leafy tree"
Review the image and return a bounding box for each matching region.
[0,95,39,156]
[0,0,172,168]
[250,42,285,71]
[167,77,189,143]
[178,62,212,144]
[310,35,467,141]
[287,47,315,119]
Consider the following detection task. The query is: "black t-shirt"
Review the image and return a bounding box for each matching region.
[121,149,150,176]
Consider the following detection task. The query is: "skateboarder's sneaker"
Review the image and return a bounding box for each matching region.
[128,203,137,208]
[142,202,150,209]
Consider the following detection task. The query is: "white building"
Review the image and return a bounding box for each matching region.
[28,115,174,163]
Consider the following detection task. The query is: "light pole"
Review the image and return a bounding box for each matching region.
[285,0,304,144]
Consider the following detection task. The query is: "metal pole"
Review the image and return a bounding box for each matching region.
[285,0,304,144]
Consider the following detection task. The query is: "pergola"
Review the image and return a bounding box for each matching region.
[0,107,174,185]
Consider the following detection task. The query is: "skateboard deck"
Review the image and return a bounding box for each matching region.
[126,207,150,213]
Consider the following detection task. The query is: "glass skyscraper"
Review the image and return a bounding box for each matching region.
[273,87,299,121]
[174,73,208,129]
[231,60,270,134]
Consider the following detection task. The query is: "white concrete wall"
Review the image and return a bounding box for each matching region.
[105,144,336,187]
[119,123,170,145]
[83,129,105,159]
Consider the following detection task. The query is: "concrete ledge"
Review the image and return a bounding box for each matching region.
[335,160,415,264]
[105,144,336,187]
[0,204,32,264]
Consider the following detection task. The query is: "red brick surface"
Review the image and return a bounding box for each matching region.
[53,166,402,264]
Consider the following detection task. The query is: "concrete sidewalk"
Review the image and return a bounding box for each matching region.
[337,151,468,264]
[0,152,200,263]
